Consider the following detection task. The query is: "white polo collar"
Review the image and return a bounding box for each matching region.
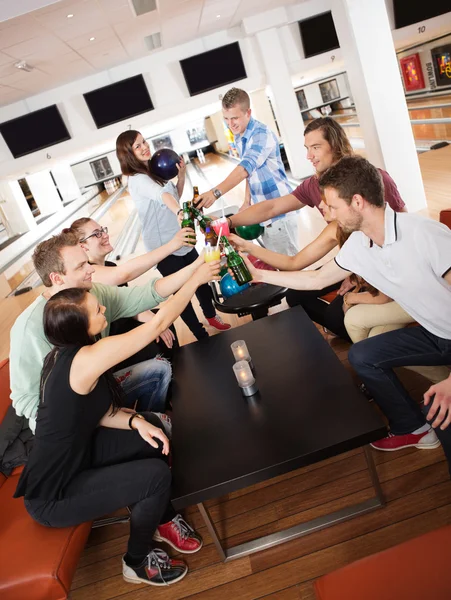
[361,204,397,248]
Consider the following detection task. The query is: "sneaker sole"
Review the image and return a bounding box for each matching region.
[123,568,188,586]
[370,440,441,452]
[152,532,203,554]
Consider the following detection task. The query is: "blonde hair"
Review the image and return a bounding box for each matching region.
[222,88,250,111]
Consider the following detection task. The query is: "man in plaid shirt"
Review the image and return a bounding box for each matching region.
[196,88,299,255]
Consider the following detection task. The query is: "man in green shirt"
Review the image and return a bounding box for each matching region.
[10,231,212,432]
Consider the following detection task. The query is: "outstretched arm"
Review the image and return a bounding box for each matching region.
[73,261,221,391]
[228,194,300,228]
[196,165,248,209]
[92,228,194,285]
[229,221,338,271]
[154,252,206,297]
[246,254,348,290]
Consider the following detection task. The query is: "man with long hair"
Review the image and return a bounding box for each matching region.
[225,117,406,230]
[226,118,407,336]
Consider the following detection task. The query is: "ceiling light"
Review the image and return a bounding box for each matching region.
[67,13,74,18]
[216,14,221,18]
[89,37,95,41]
[14,61,33,72]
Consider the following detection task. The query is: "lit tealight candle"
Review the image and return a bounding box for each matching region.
[233,360,258,396]
[231,340,251,364]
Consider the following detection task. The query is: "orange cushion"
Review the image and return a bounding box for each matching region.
[0,358,11,423]
[320,290,339,304]
[0,475,92,600]
[314,525,451,600]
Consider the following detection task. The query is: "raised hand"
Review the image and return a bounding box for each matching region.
[228,233,250,253]
[195,190,216,209]
[175,227,196,247]
[194,260,221,285]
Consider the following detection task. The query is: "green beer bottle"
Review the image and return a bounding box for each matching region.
[221,236,252,286]
[191,206,214,233]
[181,202,196,245]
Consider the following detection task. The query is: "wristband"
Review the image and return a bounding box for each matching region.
[177,208,182,216]
[227,217,233,229]
[129,413,145,430]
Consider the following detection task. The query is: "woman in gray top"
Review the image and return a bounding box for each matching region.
[116,130,230,340]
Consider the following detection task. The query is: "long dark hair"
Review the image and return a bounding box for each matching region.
[41,288,124,413]
[116,130,165,187]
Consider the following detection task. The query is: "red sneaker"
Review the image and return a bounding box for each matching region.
[207,315,231,331]
[371,429,440,452]
[154,514,203,554]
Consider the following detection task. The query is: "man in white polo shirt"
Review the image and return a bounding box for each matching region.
[244,156,451,469]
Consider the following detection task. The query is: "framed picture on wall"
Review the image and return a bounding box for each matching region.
[152,135,173,151]
[399,53,426,91]
[296,89,308,110]
[186,125,208,146]
[319,79,340,103]
[90,157,113,181]
[431,44,451,88]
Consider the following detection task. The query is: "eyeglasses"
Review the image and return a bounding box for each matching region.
[80,226,108,242]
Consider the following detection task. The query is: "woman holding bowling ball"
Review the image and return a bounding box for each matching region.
[116,130,230,340]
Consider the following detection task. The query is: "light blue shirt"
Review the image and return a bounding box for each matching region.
[234,117,293,223]
[128,174,191,257]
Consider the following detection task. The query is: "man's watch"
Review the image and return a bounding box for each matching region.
[213,188,222,200]
[129,413,145,430]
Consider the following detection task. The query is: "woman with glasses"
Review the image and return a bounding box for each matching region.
[69,218,194,365]
[116,130,230,341]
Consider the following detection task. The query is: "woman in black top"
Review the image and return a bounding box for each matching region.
[15,257,220,587]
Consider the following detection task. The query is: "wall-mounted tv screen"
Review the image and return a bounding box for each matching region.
[393,0,450,30]
[180,41,247,97]
[298,11,340,59]
[83,74,154,129]
[0,105,71,159]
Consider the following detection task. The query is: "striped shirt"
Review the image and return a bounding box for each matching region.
[235,117,293,224]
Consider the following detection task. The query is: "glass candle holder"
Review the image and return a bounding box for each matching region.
[231,340,253,369]
[233,360,258,396]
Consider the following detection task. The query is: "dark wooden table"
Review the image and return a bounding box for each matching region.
[171,306,387,561]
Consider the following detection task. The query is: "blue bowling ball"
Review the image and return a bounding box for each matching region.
[220,273,250,299]
[150,149,181,181]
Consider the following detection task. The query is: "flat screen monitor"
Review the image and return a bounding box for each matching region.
[393,0,450,29]
[180,42,247,97]
[83,74,154,129]
[0,105,71,159]
[298,12,340,59]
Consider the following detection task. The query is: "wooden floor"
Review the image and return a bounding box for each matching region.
[71,330,451,600]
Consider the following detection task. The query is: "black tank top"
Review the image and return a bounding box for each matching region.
[15,345,111,501]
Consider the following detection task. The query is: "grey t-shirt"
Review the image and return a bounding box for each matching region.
[128,174,191,257]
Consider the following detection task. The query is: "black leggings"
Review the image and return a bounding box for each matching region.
[25,413,176,560]
[286,282,351,342]
[158,248,215,340]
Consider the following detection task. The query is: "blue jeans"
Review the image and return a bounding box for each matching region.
[349,326,451,473]
[114,358,172,413]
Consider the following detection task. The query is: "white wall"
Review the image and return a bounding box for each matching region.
[0,28,265,180]
[0,0,450,185]
[71,150,122,190]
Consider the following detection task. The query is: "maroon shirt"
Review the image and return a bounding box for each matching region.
[292,169,406,213]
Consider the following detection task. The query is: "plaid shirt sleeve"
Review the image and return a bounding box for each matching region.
[239,128,276,176]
